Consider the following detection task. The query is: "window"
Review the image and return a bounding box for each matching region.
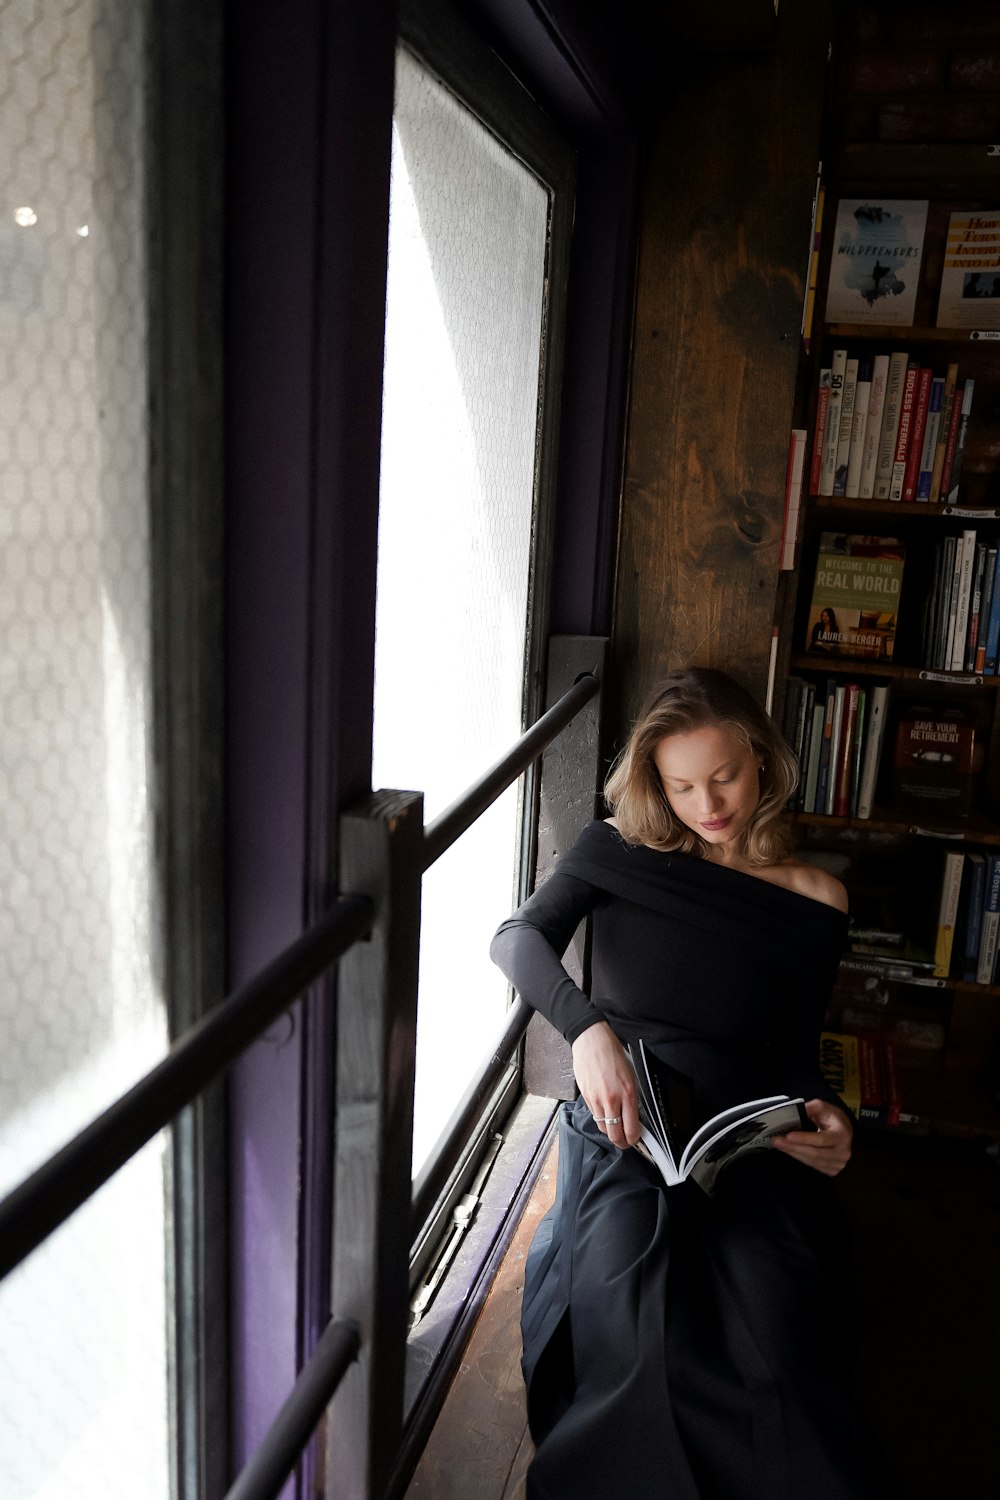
[373,43,559,1172]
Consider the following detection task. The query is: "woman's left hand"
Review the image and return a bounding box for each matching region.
[772,1099,853,1177]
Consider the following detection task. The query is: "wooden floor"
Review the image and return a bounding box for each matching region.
[406,1128,1000,1498]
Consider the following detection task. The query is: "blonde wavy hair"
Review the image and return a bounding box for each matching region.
[604,667,797,866]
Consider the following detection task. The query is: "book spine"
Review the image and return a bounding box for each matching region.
[928,362,959,502]
[914,376,945,501]
[845,356,872,499]
[935,535,958,671]
[961,854,987,982]
[945,379,975,503]
[905,366,935,501]
[889,361,919,502]
[858,354,889,500]
[921,540,944,668]
[855,683,889,820]
[801,174,824,353]
[857,1034,888,1125]
[833,682,860,818]
[976,856,1000,987]
[881,1040,902,1128]
[803,700,825,813]
[939,385,963,502]
[934,851,966,978]
[809,371,832,497]
[948,530,977,673]
[820,350,847,496]
[848,684,867,819]
[983,547,1000,674]
[874,351,909,500]
[974,546,998,674]
[815,681,837,816]
[780,429,808,571]
[824,685,846,816]
[833,356,859,496]
[963,542,988,673]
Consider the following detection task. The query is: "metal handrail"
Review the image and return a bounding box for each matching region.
[422,672,598,870]
[0,894,374,1281]
[224,1316,361,1500]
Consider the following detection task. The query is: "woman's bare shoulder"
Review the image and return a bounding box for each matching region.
[774,858,849,914]
[604,816,619,829]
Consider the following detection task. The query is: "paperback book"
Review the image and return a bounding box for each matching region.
[935,210,1000,330]
[890,702,985,818]
[805,534,905,661]
[824,199,927,326]
[626,1041,812,1197]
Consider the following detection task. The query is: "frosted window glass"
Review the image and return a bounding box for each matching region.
[374,48,549,1172]
[0,2,169,1496]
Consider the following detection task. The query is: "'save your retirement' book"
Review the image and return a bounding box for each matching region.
[627,1041,813,1196]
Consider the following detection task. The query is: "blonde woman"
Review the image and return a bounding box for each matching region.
[492,667,894,1500]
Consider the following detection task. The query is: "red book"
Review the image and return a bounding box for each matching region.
[939,384,964,502]
[889,363,919,501]
[901,366,933,501]
[809,372,831,497]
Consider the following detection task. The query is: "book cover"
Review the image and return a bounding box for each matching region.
[819,1031,896,1126]
[935,210,1000,329]
[626,1041,811,1196]
[805,533,905,661]
[958,852,987,983]
[824,199,928,325]
[948,529,978,673]
[890,702,984,818]
[982,547,1000,672]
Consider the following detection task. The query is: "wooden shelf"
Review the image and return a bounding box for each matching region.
[809,497,1000,521]
[824,323,1000,343]
[793,809,1000,846]
[788,654,1000,689]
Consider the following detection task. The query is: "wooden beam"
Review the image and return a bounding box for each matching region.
[612,0,834,730]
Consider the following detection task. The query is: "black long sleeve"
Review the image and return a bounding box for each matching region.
[490,868,605,1044]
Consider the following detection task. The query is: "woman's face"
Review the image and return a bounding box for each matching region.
[652,723,762,859]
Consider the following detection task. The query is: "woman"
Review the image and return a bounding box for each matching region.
[810,605,840,652]
[491,667,893,1500]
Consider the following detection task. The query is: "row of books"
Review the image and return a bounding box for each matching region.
[949,851,1000,987]
[786,675,989,822]
[919,529,1000,675]
[810,348,973,503]
[783,677,888,819]
[824,199,1000,333]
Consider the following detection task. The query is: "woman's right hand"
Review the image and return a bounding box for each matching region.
[571,1021,641,1148]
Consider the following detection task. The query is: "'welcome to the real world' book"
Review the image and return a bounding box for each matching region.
[626,1041,812,1197]
[805,533,905,661]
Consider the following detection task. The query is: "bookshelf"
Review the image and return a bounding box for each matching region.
[777,128,1000,1140]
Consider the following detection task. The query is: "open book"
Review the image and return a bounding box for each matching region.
[626,1040,813,1197]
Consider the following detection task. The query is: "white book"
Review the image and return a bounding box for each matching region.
[820,349,848,496]
[858,354,889,499]
[915,377,945,501]
[873,351,910,500]
[845,358,872,498]
[833,356,859,496]
[948,529,978,672]
[855,683,889,820]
